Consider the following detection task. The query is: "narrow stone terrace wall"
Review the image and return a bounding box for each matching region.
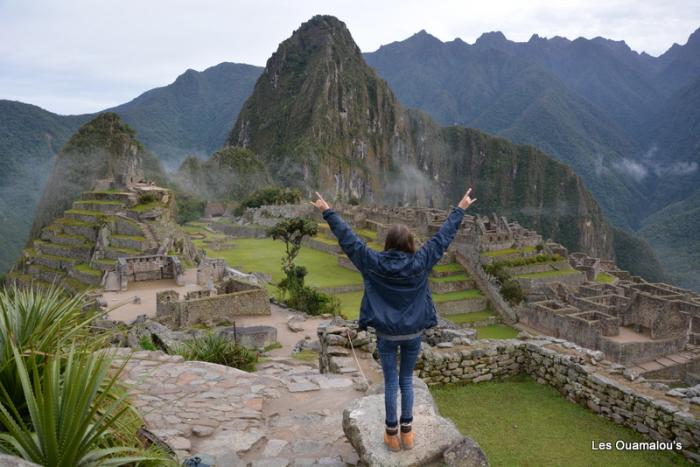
[417,340,700,463]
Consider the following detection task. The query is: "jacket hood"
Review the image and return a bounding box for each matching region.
[374,250,422,280]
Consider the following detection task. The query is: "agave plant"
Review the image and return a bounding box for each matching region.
[0,344,169,466]
[0,285,104,411]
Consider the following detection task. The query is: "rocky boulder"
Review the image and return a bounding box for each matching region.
[343,377,488,466]
[0,454,41,466]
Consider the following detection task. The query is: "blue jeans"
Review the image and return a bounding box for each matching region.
[377,335,422,427]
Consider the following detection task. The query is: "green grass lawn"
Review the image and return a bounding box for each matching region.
[433,289,484,303]
[367,241,384,250]
[432,376,690,467]
[355,228,377,239]
[202,237,363,290]
[596,272,616,284]
[476,324,519,339]
[433,263,465,273]
[482,246,536,257]
[336,290,363,320]
[310,235,339,246]
[431,273,470,283]
[443,310,494,324]
[514,268,581,279]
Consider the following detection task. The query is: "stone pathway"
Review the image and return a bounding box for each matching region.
[114,349,363,466]
[630,347,700,378]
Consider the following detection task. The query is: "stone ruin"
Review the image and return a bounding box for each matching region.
[8,176,196,294]
[105,254,185,292]
[156,277,270,328]
[519,251,700,371]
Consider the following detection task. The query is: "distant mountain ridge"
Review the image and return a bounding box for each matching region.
[2,21,697,287]
[363,26,700,289]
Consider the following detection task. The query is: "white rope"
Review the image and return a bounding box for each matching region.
[346,330,370,388]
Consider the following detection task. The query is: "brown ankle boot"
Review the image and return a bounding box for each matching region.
[384,426,401,452]
[400,423,414,450]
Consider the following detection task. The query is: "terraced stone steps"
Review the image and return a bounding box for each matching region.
[93,258,118,271]
[72,199,124,214]
[81,190,137,204]
[442,310,498,328]
[70,264,104,286]
[64,209,108,224]
[104,246,141,260]
[429,273,475,293]
[33,253,80,270]
[434,290,488,315]
[110,234,148,251]
[28,264,66,283]
[430,262,488,316]
[50,233,91,247]
[139,221,160,252]
[55,218,98,241]
[34,240,93,262]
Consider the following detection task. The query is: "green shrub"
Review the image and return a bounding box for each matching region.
[139,335,156,351]
[137,193,157,205]
[175,334,257,371]
[483,263,509,283]
[500,279,524,305]
[285,285,340,316]
[535,243,544,251]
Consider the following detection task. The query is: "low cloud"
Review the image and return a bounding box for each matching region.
[652,161,698,177]
[612,158,649,182]
[608,145,698,182]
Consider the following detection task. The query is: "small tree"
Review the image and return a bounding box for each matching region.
[500,279,524,305]
[267,217,318,294]
[267,218,339,316]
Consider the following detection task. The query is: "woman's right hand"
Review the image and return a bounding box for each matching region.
[310,192,331,212]
[458,187,477,210]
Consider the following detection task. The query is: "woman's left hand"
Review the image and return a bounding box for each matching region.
[310,192,330,212]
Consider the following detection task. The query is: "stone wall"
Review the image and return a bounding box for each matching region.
[156,283,270,328]
[516,270,585,292]
[209,222,268,238]
[454,248,517,323]
[417,340,700,462]
[504,259,571,276]
[436,296,488,314]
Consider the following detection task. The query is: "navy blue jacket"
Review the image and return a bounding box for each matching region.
[322,207,466,336]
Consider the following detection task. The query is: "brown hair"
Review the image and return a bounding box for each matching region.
[384,224,417,253]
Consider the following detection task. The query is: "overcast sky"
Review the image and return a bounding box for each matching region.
[1,0,699,115]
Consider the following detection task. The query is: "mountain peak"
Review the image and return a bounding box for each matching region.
[227,15,402,193]
[687,26,700,46]
[286,15,360,56]
[30,112,162,235]
[475,31,508,47]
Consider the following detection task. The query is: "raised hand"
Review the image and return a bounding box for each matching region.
[310,191,331,212]
[458,187,477,210]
